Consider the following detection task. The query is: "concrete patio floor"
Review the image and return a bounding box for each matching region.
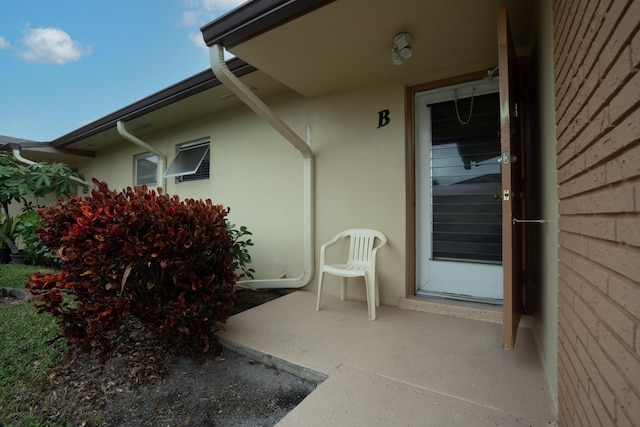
[218,290,557,426]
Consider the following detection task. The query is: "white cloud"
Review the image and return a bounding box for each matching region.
[188,31,209,53]
[180,0,247,27]
[0,36,10,49]
[186,0,247,13]
[181,0,246,51]
[18,27,91,65]
[77,118,98,128]
[180,10,203,27]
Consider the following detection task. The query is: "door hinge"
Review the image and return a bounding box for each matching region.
[514,102,519,118]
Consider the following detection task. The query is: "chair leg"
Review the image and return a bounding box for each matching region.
[375,275,380,307]
[364,275,376,320]
[316,271,325,311]
[340,277,348,301]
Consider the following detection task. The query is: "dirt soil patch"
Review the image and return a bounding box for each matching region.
[15,288,319,426]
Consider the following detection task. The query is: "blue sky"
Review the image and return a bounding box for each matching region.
[0,0,245,142]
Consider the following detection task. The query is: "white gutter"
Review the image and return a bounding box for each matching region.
[209,44,314,289]
[12,148,91,187]
[116,120,167,190]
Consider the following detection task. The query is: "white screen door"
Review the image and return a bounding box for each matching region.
[416,79,503,303]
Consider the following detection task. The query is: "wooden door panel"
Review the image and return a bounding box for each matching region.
[498,7,524,349]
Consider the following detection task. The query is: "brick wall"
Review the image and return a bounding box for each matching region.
[554,0,640,425]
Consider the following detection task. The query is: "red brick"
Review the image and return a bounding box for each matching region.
[559,247,574,269]
[608,275,640,322]
[573,294,601,341]
[571,165,607,195]
[578,380,603,426]
[557,142,577,168]
[589,46,634,120]
[587,107,640,165]
[602,0,640,70]
[572,253,610,292]
[606,142,640,183]
[559,152,587,182]
[616,404,634,427]
[590,184,636,214]
[583,283,635,348]
[617,386,640,427]
[574,328,596,382]
[587,335,629,402]
[560,307,579,346]
[608,68,640,126]
[575,0,599,62]
[616,217,640,246]
[561,231,590,256]
[581,346,618,420]
[582,0,614,76]
[589,238,640,282]
[558,187,576,207]
[571,107,607,160]
[632,25,640,67]
[559,342,577,395]
[589,380,615,426]
[560,264,584,301]
[584,0,628,77]
[559,215,581,233]
[598,323,640,392]
[578,217,616,241]
[558,195,581,215]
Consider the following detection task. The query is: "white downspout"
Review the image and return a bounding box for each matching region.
[209,44,314,289]
[12,148,91,187]
[116,120,167,190]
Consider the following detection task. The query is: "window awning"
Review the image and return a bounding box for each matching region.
[163,141,210,178]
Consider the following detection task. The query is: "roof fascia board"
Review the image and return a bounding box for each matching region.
[51,58,256,148]
[200,0,337,49]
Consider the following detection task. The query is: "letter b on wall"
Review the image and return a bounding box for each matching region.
[377,109,390,128]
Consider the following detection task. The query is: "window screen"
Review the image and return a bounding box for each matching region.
[429,92,502,264]
[135,153,158,186]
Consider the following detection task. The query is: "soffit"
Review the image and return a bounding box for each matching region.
[225,0,534,97]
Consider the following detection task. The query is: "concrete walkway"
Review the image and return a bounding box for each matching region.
[218,290,556,426]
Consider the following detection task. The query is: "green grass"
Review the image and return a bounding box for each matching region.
[0,263,57,289]
[0,263,68,426]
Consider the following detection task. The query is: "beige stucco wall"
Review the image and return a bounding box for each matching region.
[532,0,558,413]
[78,82,408,305]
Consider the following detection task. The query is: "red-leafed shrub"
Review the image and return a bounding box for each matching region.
[27,179,242,356]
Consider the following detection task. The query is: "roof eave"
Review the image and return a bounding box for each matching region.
[200,0,337,48]
[51,58,256,148]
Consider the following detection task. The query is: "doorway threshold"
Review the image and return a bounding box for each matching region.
[398,295,532,327]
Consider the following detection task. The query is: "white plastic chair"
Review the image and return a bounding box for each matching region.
[316,229,387,320]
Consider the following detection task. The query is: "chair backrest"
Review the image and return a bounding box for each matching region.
[344,229,387,267]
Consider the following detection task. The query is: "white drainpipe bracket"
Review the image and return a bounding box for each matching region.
[209,44,315,289]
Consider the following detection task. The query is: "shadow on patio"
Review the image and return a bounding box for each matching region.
[218,290,556,426]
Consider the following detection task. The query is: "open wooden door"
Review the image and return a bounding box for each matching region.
[498,7,524,349]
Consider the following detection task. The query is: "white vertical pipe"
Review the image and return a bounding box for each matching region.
[209,44,314,289]
[116,121,167,191]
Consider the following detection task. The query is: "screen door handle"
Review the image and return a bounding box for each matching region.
[512,218,546,224]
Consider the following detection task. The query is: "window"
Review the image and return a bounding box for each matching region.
[135,153,158,186]
[164,140,210,182]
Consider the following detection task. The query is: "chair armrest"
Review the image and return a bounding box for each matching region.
[319,232,345,265]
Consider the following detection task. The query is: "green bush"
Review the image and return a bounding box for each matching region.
[28,180,252,357]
